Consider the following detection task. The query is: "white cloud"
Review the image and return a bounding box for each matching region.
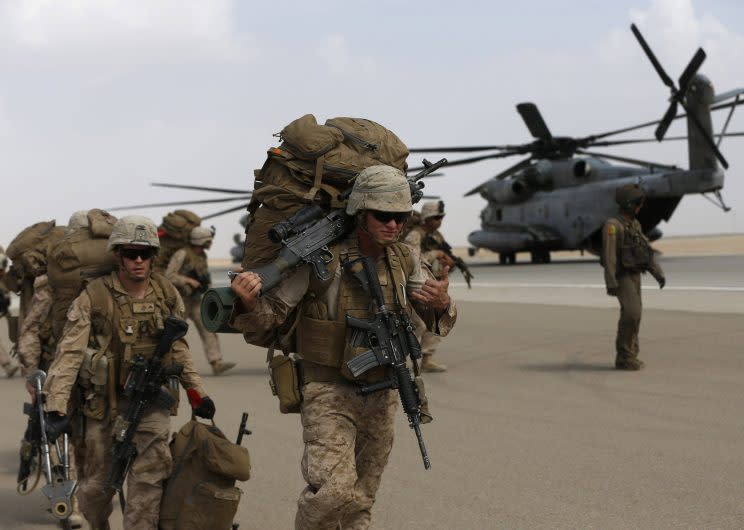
[0,0,254,67]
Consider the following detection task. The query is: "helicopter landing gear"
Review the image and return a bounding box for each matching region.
[499,252,516,265]
[468,247,477,257]
[530,250,551,264]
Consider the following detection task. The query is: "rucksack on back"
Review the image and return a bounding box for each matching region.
[46,209,118,339]
[6,220,67,280]
[155,209,202,272]
[159,418,250,530]
[242,115,409,269]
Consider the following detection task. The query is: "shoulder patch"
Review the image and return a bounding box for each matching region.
[607,225,617,236]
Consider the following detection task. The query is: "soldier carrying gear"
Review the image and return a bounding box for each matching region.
[230,164,458,529]
[602,184,666,370]
[43,215,215,530]
[403,200,456,373]
[0,245,20,377]
[166,226,235,376]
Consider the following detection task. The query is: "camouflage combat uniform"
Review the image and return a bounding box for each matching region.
[602,215,664,369]
[403,225,447,360]
[44,272,206,530]
[165,247,221,363]
[16,274,55,375]
[232,234,456,529]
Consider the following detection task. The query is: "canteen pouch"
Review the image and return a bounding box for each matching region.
[176,482,241,530]
[268,354,302,414]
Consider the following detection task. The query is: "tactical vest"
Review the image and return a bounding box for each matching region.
[80,272,180,420]
[295,239,415,382]
[613,217,654,273]
[47,209,117,339]
[177,247,209,299]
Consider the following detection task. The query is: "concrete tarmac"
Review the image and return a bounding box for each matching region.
[0,254,742,529]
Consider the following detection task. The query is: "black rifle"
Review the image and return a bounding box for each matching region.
[19,370,77,521]
[106,316,188,494]
[236,412,252,445]
[423,235,474,288]
[344,256,431,470]
[187,270,212,295]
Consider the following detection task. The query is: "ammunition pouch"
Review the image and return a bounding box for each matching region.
[79,349,109,421]
[267,353,302,414]
[619,242,653,272]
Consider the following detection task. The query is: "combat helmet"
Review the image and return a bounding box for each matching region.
[346,165,412,215]
[190,226,215,247]
[421,200,445,220]
[615,184,645,210]
[107,215,160,251]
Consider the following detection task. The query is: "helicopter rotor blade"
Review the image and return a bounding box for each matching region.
[463,157,533,197]
[409,145,517,153]
[678,48,706,92]
[151,183,252,195]
[655,101,678,141]
[201,203,250,220]
[630,23,675,89]
[576,149,678,170]
[108,195,253,211]
[516,103,552,141]
[408,150,521,172]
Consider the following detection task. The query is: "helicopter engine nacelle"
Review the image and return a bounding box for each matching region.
[483,178,533,204]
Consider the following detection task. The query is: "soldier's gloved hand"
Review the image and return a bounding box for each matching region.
[606,287,618,297]
[187,388,216,419]
[45,412,70,442]
[656,276,666,289]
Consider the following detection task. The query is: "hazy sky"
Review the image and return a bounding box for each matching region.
[1,0,743,257]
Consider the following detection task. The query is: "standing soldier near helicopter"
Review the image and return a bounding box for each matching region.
[165,226,235,376]
[403,200,456,373]
[602,184,666,370]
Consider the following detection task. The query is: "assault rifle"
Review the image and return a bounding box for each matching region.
[187,270,212,295]
[18,370,77,522]
[344,256,431,470]
[106,316,188,495]
[423,235,474,289]
[202,159,447,332]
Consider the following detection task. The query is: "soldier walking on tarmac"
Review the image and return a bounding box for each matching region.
[0,246,20,377]
[602,184,665,370]
[403,200,454,372]
[230,165,457,529]
[42,215,216,529]
[165,226,235,375]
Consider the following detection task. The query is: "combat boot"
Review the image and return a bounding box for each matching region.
[615,358,645,371]
[211,360,236,376]
[421,354,447,373]
[3,362,18,378]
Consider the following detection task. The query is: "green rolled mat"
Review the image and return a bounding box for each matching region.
[201,287,241,333]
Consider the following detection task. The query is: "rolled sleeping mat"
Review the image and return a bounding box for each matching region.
[201,287,241,333]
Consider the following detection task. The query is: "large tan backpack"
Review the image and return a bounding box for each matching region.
[46,209,118,339]
[154,209,202,272]
[6,220,66,281]
[242,115,409,269]
[159,418,251,530]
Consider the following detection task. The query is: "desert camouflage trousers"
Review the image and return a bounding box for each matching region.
[0,338,11,366]
[295,382,398,530]
[77,407,171,530]
[184,296,221,363]
[615,273,642,362]
[410,308,441,356]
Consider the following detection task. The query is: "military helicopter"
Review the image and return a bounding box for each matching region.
[410,24,744,264]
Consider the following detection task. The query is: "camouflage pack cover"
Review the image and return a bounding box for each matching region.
[242,115,409,269]
[6,221,67,279]
[155,210,201,272]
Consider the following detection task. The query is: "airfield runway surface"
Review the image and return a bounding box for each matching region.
[0,254,742,529]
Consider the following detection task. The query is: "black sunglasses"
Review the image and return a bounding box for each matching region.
[371,210,410,224]
[119,247,157,261]
[429,215,444,221]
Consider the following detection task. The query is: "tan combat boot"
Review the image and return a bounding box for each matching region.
[3,362,18,378]
[211,360,236,376]
[421,354,447,373]
[615,357,644,370]
[66,495,84,529]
